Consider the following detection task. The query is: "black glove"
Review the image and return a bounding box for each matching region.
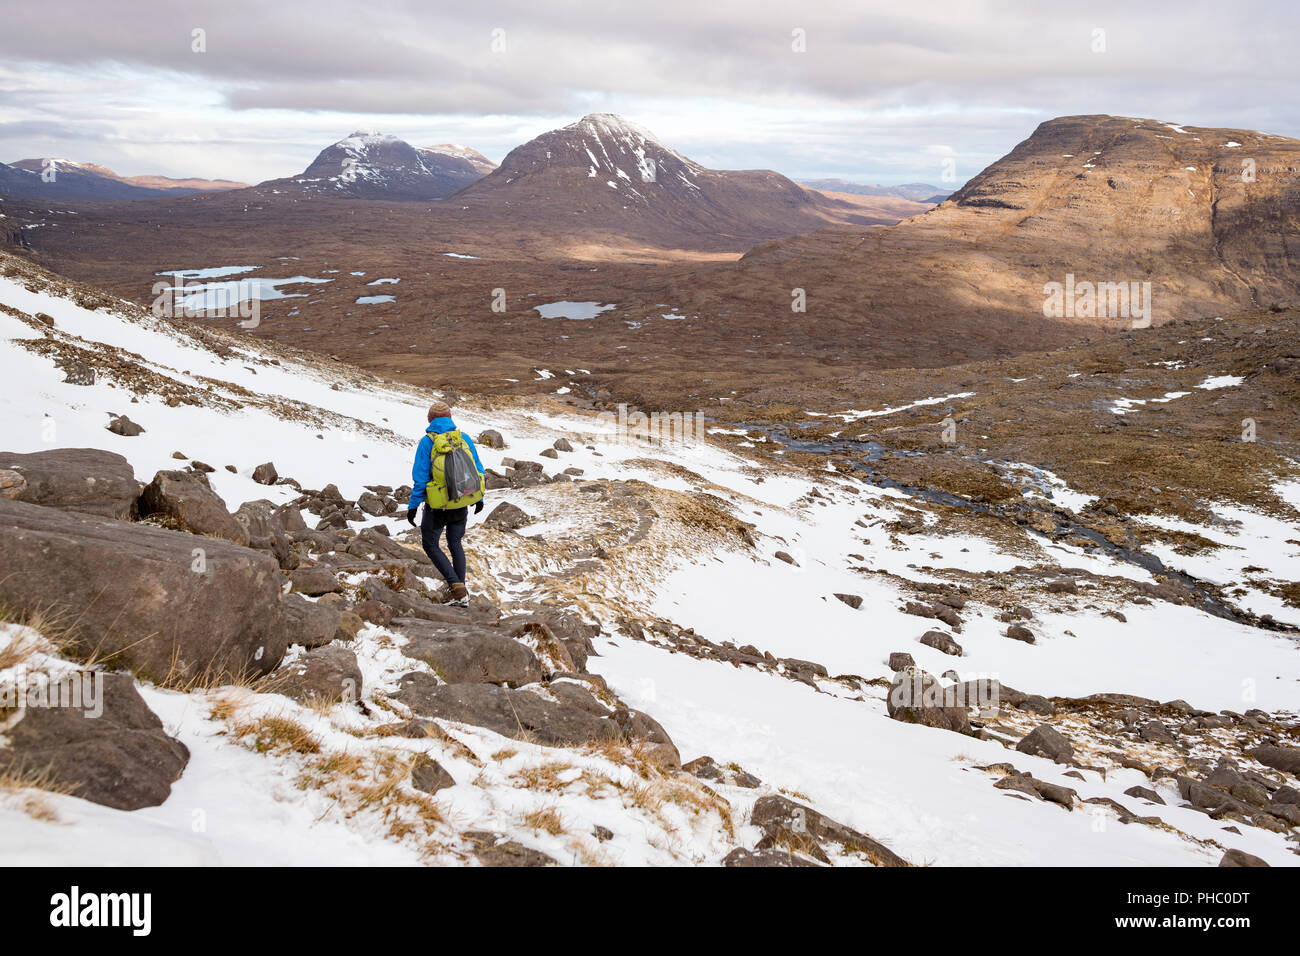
[474,500,484,514]
[406,508,418,527]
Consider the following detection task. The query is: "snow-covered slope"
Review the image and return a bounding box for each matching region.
[0,251,1296,866]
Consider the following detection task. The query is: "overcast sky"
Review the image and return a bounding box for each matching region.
[1,0,1295,186]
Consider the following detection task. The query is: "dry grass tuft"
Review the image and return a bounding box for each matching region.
[232,715,321,755]
[509,760,578,793]
[523,805,566,836]
[0,764,71,822]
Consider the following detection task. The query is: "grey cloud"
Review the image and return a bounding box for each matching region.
[0,0,1296,184]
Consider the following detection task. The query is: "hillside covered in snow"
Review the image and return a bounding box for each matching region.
[0,249,1297,867]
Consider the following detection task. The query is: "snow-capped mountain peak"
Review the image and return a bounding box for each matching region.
[263,131,495,200]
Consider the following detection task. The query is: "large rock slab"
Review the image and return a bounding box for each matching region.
[139,469,249,546]
[396,618,543,687]
[0,672,189,810]
[393,675,621,747]
[0,498,287,684]
[1248,745,1300,775]
[0,448,139,520]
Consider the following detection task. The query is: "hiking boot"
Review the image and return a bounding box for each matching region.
[448,582,469,607]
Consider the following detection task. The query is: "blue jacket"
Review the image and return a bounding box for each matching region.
[409,416,485,510]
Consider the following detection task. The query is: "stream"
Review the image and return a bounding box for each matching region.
[723,418,1261,626]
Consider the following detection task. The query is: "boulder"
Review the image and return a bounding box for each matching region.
[505,611,597,671]
[1219,849,1269,867]
[353,600,394,626]
[1138,719,1177,744]
[139,470,249,545]
[233,499,297,570]
[360,578,445,621]
[289,566,342,596]
[275,646,361,704]
[1248,745,1300,775]
[335,610,364,643]
[1271,786,1299,806]
[919,629,963,656]
[553,438,573,452]
[886,667,971,734]
[888,652,916,671]
[1006,624,1036,643]
[483,501,533,531]
[610,705,681,768]
[1124,785,1165,804]
[274,503,309,533]
[409,754,455,795]
[683,755,761,788]
[281,592,344,649]
[396,618,543,687]
[948,677,1024,710]
[723,847,822,867]
[394,675,622,747]
[252,462,278,485]
[0,672,188,810]
[0,498,287,684]
[477,429,506,449]
[833,592,863,609]
[750,795,907,866]
[0,448,139,520]
[472,839,556,867]
[1016,723,1074,764]
[106,415,145,437]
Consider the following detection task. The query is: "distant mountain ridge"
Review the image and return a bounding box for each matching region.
[800,179,953,202]
[0,159,245,201]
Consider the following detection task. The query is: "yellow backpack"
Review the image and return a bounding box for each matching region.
[424,429,485,510]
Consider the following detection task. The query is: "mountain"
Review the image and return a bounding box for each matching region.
[260,131,496,200]
[419,144,496,176]
[799,179,952,202]
[452,113,867,245]
[0,159,245,201]
[649,114,1300,363]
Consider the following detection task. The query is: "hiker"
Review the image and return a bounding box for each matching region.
[406,400,486,607]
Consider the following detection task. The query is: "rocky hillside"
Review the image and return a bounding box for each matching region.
[651,115,1300,359]
[258,131,495,200]
[0,248,1297,866]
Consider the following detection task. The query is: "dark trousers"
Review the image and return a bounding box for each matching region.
[420,505,468,584]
